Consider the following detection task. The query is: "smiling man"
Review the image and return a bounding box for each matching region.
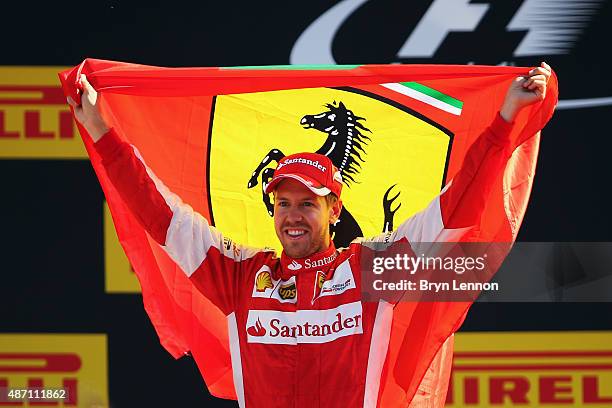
[267,152,343,259]
[69,63,552,408]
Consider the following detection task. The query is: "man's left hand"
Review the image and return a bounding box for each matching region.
[500,62,552,122]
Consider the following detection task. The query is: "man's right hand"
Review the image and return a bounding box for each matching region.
[67,74,109,142]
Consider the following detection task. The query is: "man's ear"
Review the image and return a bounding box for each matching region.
[330,199,343,224]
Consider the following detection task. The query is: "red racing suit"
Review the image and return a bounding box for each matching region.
[95,113,513,408]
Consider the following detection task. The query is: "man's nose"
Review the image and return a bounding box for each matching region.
[286,206,304,223]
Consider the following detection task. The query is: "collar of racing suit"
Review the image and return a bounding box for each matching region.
[279,242,338,278]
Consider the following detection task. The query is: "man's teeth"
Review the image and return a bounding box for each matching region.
[287,229,306,237]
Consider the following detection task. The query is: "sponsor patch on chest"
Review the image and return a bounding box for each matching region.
[312,256,357,302]
[252,266,297,303]
[246,301,363,345]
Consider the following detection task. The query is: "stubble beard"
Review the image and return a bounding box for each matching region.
[281,227,329,259]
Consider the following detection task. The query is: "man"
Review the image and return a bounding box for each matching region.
[68,62,552,407]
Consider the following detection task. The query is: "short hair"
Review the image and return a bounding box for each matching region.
[325,193,339,208]
[272,191,339,207]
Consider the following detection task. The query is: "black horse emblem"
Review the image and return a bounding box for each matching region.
[247,101,401,247]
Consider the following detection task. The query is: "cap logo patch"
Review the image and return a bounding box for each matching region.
[277,157,327,172]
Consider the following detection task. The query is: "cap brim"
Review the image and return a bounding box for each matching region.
[263,174,331,196]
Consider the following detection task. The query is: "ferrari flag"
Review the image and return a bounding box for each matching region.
[60,59,557,405]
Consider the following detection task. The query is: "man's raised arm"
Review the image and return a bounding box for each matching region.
[366,63,552,245]
[440,62,552,230]
[68,75,262,314]
[396,63,552,408]
[68,75,178,246]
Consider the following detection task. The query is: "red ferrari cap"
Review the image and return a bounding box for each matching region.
[264,152,343,198]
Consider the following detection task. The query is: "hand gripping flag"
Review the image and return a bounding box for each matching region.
[60,59,557,406]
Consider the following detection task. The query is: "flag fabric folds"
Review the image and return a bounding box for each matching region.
[59,59,557,404]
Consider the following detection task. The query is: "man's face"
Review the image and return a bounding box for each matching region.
[273,179,342,259]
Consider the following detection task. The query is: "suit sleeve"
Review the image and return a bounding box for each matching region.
[365,112,513,245]
[95,128,264,314]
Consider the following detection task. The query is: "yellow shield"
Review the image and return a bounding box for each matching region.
[209,87,451,252]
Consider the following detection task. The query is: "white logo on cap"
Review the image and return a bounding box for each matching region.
[277,158,327,172]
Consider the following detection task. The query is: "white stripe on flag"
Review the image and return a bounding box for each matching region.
[381,83,462,115]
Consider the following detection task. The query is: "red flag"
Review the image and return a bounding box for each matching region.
[60,59,557,406]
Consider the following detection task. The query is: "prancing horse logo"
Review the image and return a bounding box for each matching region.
[207,87,452,255]
[247,101,401,248]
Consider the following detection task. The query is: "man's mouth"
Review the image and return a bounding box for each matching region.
[285,228,307,240]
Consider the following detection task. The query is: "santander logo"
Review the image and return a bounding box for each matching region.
[246,301,363,345]
[304,253,337,269]
[247,318,267,337]
[287,260,303,271]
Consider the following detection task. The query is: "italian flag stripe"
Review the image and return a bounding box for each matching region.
[221,64,361,70]
[381,82,463,115]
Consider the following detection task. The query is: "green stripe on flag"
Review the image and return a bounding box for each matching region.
[221,64,361,70]
[381,82,463,115]
[400,82,463,110]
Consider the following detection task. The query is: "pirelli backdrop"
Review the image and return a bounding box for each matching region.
[2,1,612,407]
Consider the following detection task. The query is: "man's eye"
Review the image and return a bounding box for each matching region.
[302,202,314,207]
[278,202,289,207]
